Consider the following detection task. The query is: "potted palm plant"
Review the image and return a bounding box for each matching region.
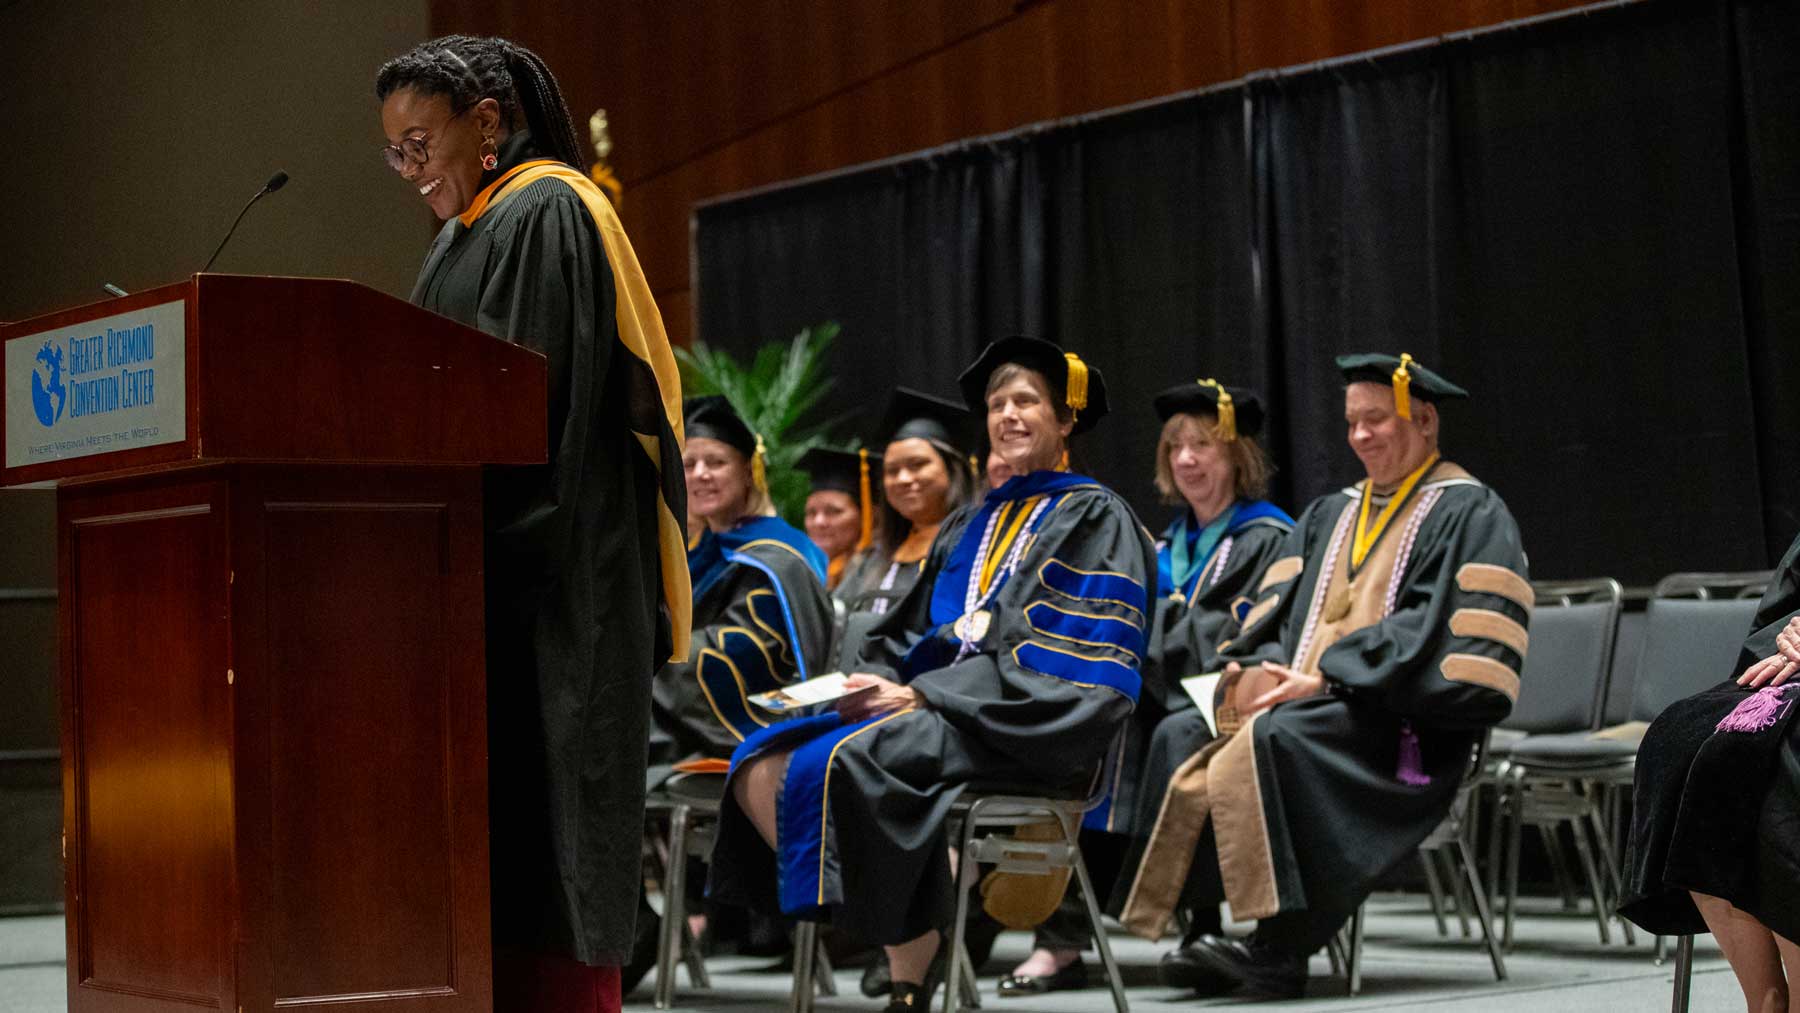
[675,322,857,523]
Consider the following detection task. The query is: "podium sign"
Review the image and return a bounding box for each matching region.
[4,299,186,468]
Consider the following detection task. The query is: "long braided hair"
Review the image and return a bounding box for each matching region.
[375,35,587,171]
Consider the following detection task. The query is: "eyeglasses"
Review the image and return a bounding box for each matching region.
[379,104,469,173]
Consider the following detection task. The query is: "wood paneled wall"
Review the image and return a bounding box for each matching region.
[429,0,1594,344]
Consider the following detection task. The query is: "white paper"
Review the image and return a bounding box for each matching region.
[1180,672,1224,734]
[750,672,873,712]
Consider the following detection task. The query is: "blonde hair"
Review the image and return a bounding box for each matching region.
[1152,412,1272,504]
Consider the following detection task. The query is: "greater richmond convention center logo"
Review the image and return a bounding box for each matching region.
[6,300,184,470]
[31,340,66,427]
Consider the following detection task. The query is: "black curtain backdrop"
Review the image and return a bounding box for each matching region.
[694,0,1800,584]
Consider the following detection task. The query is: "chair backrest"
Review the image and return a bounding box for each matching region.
[1652,571,1774,601]
[1506,578,1622,734]
[1629,574,1770,722]
[1603,606,1648,726]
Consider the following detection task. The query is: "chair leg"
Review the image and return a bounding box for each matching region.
[1325,935,1345,977]
[1347,903,1366,996]
[958,940,983,1010]
[814,940,837,996]
[655,804,691,1010]
[1670,934,1694,1013]
[942,810,981,1013]
[1504,770,1524,952]
[1540,824,1581,913]
[1584,799,1636,946]
[681,919,711,988]
[790,921,818,1013]
[1654,934,1668,965]
[1485,781,1506,911]
[1418,851,1451,938]
[1454,835,1507,981]
[1438,847,1473,939]
[1060,809,1129,1013]
[1566,816,1613,945]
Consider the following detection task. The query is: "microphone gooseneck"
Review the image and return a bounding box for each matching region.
[201,170,291,273]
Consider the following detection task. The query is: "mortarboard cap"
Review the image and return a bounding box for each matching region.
[1335,352,1467,420]
[956,336,1110,435]
[881,387,974,452]
[1152,378,1266,440]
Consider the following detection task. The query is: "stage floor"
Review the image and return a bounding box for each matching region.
[0,895,1736,1011]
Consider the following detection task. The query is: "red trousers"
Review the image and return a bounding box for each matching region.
[494,948,621,1013]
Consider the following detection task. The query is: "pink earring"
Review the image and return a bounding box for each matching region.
[480,136,499,171]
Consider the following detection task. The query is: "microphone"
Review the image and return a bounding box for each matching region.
[201,171,290,273]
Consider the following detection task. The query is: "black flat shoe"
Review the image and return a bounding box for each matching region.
[1158,944,1236,996]
[997,958,1088,996]
[861,957,892,998]
[1178,933,1307,999]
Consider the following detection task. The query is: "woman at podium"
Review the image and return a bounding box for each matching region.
[376,35,689,1013]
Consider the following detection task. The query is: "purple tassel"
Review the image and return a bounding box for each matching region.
[1715,684,1795,734]
[1396,720,1431,786]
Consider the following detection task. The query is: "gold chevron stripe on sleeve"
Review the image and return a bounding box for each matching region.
[1449,608,1530,656]
[1440,652,1520,701]
[1455,563,1534,610]
[1257,556,1304,592]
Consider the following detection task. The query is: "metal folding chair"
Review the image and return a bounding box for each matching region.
[646,772,836,1011]
[940,731,1131,1013]
[1340,732,1506,995]
[1499,572,1769,950]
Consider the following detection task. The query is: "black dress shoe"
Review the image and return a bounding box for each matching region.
[997,958,1088,996]
[1158,945,1236,996]
[883,943,947,1012]
[861,957,892,998]
[1179,933,1307,999]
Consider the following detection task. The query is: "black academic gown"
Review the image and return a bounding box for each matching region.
[653,517,834,760]
[831,535,933,671]
[708,471,1157,945]
[1622,531,1800,942]
[836,545,929,618]
[1119,465,1530,952]
[411,132,672,965]
[1103,503,1294,836]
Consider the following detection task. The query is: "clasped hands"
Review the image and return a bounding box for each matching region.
[1228,660,1325,717]
[836,672,925,723]
[1737,614,1800,689]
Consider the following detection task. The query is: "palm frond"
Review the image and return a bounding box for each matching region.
[675,323,850,523]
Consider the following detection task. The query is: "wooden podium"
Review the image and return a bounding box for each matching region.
[1,274,547,1012]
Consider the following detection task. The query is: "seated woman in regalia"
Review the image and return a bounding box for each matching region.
[1622,529,1800,1013]
[707,337,1156,1012]
[651,395,834,761]
[834,387,980,663]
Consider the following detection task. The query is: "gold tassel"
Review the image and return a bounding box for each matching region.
[1392,353,1415,420]
[1063,352,1089,411]
[752,433,769,493]
[856,448,874,552]
[1197,378,1237,441]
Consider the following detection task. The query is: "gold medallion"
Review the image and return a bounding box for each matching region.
[955,609,993,642]
[1324,582,1353,623]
